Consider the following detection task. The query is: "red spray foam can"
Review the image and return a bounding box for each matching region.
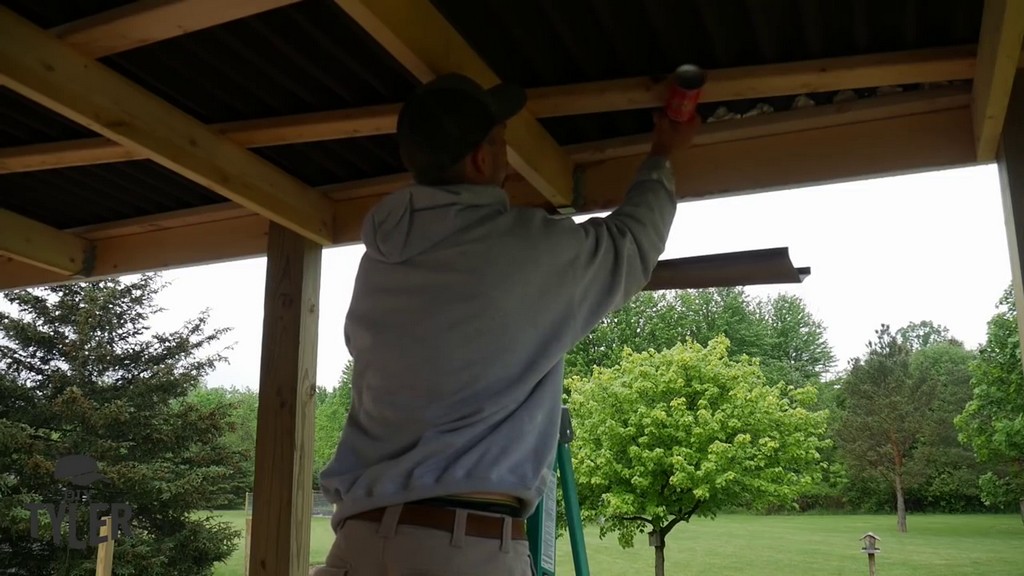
[664,64,706,122]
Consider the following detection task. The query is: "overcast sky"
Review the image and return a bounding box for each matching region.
[140,163,1011,390]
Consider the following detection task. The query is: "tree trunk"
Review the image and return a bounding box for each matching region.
[654,544,665,576]
[895,472,907,533]
[1018,498,1023,526]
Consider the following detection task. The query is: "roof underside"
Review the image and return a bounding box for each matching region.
[0,0,987,231]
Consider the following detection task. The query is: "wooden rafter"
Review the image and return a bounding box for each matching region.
[528,44,980,118]
[332,0,576,209]
[0,7,335,245]
[49,0,300,59]
[0,46,988,175]
[0,107,975,292]
[972,0,1024,161]
[571,108,974,213]
[0,209,94,276]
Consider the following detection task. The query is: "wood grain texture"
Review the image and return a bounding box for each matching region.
[0,7,334,244]
[333,0,575,208]
[249,223,321,576]
[50,0,299,59]
[972,0,1024,161]
[0,108,979,292]
[573,107,976,212]
[997,70,1024,358]
[0,208,93,275]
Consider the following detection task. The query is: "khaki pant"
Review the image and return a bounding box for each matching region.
[311,504,534,576]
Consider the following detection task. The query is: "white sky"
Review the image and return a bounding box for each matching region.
[141,163,1011,390]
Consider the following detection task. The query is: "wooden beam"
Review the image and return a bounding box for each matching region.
[49,0,300,59]
[996,70,1024,357]
[249,222,320,576]
[527,45,980,118]
[0,7,335,245]
[0,208,94,275]
[565,86,972,164]
[972,0,1024,161]
[0,69,974,174]
[333,0,576,208]
[570,107,976,213]
[0,107,977,292]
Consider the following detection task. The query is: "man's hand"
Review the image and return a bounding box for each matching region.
[649,110,700,159]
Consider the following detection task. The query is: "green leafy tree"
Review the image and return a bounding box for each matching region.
[0,275,244,576]
[758,294,837,388]
[956,285,1024,522]
[837,324,939,532]
[313,359,353,485]
[910,342,982,512]
[566,337,827,576]
[896,320,954,351]
[566,289,835,390]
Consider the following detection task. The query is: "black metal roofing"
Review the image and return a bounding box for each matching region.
[0,0,134,29]
[0,0,986,229]
[0,161,224,230]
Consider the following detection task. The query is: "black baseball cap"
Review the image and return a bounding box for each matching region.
[396,73,526,183]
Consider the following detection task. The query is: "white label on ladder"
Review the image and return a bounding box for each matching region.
[541,479,557,571]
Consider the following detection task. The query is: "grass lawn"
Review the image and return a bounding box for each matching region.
[209,511,1022,575]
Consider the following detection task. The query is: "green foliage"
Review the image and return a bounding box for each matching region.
[566,337,828,559]
[187,386,259,505]
[313,359,353,486]
[956,285,1024,515]
[565,288,836,390]
[0,275,245,575]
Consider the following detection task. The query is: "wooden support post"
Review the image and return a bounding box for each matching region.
[244,516,253,576]
[94,516,113,576]
[249,223,322,576]
[997,70,1024,362]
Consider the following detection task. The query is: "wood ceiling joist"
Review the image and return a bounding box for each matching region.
[0,107,975,292]
[527,44,980,118]
[0,7,335,245]
[0,46,988,175]
[971,0,1024,161]
[50,0,301,59]
[331,0,576,209]
[0,209,94,276]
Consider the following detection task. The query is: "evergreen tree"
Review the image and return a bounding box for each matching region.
[0,275,245,575]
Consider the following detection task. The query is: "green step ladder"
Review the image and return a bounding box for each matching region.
[527,406,590,576]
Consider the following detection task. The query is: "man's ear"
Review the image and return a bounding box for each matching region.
[467,143,489,178]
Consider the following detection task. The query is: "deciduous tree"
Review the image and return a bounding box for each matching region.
[956,285,1024,522]
[566,337,827,576]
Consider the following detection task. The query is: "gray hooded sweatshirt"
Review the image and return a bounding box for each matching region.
[320,156,677,523]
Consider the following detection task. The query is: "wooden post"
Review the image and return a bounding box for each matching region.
[94,515,113,576]
[998,70,1024,363]
[860,532,880,576]
[248,222,322,576]
[244,516,252,576]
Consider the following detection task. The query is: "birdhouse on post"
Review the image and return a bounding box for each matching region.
[860,532,881,576]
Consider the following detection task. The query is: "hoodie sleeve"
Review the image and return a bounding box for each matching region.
[563,155,678,343]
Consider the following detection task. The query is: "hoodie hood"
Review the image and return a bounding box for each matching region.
[361,183,509,263]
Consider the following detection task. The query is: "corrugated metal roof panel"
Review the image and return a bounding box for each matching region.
[429,0,982,88]
[252,135,404,188]
[0,88,98,147]
[0,161,224,230]
[0,0,135,29]
[99,0,420,125]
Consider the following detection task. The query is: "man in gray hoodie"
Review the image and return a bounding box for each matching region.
[315,73,698,575]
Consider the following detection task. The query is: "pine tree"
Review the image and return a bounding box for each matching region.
[0,274,246,575]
